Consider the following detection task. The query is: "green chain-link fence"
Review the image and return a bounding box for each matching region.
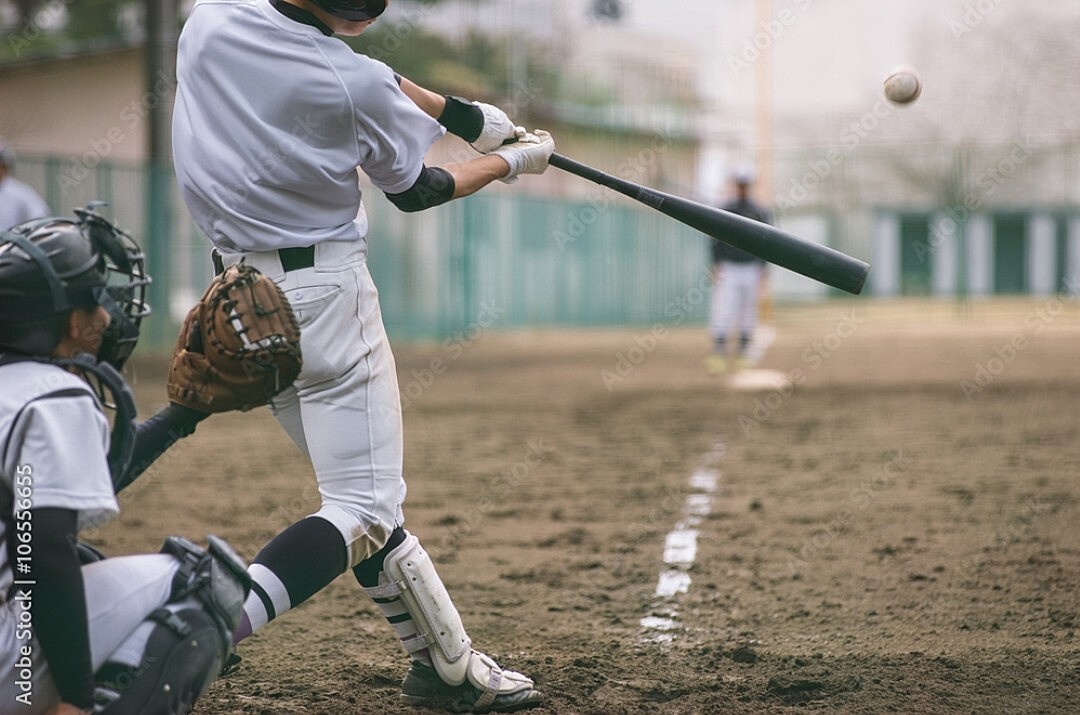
[16,157,716,351]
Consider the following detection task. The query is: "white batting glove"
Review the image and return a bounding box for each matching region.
[470,103,518,153]
[492,129,555,184]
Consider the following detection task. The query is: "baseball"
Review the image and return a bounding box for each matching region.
[883,65,922,105]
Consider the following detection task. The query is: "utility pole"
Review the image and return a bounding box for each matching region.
[753,0,774,205]
[144,0,178,346]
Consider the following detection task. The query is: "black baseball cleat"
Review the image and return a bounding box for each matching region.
[219,651,243,677]
[401,660,543,713]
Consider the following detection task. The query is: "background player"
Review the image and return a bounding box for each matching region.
[170,1,553,711]
[707,166,774,373]
[0,138,50,229]
[0,208,250,715]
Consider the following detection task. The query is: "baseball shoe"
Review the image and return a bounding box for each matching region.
[219,651,242,677]
[401,659,542,713]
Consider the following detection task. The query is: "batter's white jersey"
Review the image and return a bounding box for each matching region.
[172,0,445,252]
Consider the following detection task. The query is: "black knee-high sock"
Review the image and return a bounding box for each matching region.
[235,516,346,643]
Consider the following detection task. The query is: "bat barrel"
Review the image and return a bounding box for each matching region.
[549,153,870,295]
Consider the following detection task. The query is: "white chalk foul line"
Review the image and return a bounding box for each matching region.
[639,459,720,644]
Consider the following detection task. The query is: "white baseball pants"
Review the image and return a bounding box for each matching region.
[709,261,764,343]
[228,239,407,569]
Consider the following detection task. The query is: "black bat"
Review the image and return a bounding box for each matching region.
[549,153,869,295]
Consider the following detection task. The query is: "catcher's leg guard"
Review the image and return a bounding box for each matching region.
[370,532,540,712]
[93,535,251,714]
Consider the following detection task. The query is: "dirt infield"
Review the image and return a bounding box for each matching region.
[95,298,1080,714]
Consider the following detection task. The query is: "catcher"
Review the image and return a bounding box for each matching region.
[0,206,259,715]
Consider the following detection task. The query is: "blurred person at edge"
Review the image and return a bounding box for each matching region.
[0,139,50,229]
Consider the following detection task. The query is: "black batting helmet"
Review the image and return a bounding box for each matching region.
[0,204,150,368]
[310,0,386,21]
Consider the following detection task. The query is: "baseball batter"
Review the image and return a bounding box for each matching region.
[0,210,249,715]
[171,1,553,711]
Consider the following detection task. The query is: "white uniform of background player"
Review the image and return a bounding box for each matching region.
[172,0,552,710]
[0,140,50,230]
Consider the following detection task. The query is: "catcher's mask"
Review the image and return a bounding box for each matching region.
[0,203,150,369]
[310,0,386,21]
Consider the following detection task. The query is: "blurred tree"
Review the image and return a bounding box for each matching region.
[345,21,555,122]
[1,0,140,61]
[8,0,41,30]
[65,0,139,42]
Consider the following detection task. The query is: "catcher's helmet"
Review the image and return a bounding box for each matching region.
[310,0,386,21]
[0,204,150,368]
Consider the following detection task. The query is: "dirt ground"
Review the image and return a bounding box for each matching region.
[93,297,1080,714]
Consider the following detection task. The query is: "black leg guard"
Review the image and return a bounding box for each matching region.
[161,535,251,644]
[94,607,225,715]
[92,535,251,715]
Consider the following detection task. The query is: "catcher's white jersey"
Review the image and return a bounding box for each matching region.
[172,0,444,253]
[0,361,119,710]
[0,361,118,599]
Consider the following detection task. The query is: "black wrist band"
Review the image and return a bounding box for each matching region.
[437,95,484,143]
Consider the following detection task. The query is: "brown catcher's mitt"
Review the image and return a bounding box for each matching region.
[168,263,302,412]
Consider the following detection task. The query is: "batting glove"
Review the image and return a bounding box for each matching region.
[470,102,519,153]
[492,129,555,183]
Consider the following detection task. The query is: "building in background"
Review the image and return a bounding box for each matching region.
[2,0,1078,323]
[406,0,1080,299]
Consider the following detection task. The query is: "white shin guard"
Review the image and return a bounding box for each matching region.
[375,532,535,697]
